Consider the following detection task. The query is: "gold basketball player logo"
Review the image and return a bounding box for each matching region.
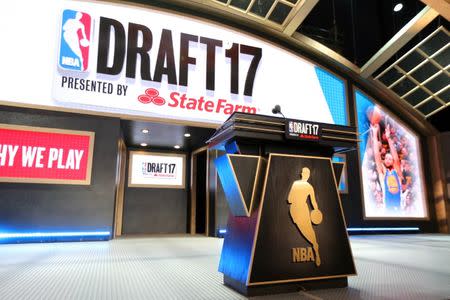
[288,167,323,267]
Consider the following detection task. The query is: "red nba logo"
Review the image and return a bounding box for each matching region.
[59,10,92,71]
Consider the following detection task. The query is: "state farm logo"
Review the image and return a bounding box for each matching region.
[137,88,258,115]
[138,88,166,105]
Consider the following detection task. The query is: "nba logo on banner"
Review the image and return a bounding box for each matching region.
[59,9,91,71]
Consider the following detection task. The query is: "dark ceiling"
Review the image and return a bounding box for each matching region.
[298,0,449,131]
[428,107,450,131]
[297,0,449,67]
[121,120,216,151]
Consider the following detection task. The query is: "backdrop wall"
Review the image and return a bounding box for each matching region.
[0,106,120,238]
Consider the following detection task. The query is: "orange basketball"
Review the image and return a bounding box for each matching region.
[370,107,382,124]
[311,209,323,225]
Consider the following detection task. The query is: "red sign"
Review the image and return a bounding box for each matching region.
[0,124,94,184]
[137,88,258,115]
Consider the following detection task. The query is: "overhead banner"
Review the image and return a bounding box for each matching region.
[128,152,185,188]
[355,90,427,219]
[49,1,348,125]
[0,124,94,185]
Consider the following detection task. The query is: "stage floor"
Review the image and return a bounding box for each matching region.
[0,234,449,299]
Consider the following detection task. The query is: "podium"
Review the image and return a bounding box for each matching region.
[207,113,357,296]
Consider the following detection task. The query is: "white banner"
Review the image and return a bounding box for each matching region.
[0,1,340,126]
[51,1,335,125]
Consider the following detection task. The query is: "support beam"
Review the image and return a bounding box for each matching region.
[360,6,439,78]
[283,0,319,36]
[421,0,450,21]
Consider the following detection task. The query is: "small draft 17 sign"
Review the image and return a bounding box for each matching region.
[0,124,95,185]
[285,119,322,141]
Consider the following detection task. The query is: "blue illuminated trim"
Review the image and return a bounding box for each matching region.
[218,229,227,234]
[347,227,419,232]
[0,231,110,239]
[314,67,348,126]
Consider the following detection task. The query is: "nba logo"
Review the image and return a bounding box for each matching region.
[59,9,92,71]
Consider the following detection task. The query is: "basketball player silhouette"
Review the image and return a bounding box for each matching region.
[63,12,88,69]
[288,167,322,266]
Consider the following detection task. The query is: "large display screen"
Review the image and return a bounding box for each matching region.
[0,124,94,185]
[355,90,427,218]
[128,151,185,188]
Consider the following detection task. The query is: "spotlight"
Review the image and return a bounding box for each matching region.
[141,129,149,134]
[217,229,227,238]
[174,145,181,149]
[140,143,148,147]
[393,3,403,12]
[184,133,191,137]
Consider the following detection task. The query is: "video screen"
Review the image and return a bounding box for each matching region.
[356,91,427,218]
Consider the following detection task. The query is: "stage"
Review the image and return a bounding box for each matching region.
[0,234,448,299]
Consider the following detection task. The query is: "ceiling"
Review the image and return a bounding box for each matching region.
[374,26,449,118]
[121,120,216,151]
[124,0,449,131]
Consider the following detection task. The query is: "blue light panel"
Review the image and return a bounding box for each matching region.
[0,231,110,239]
[347,227,419,232]
[315,67,348,126]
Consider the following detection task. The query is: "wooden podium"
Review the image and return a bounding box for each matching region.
[208,113,357,296]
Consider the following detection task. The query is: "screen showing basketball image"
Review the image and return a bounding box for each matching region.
[355,91,427,218]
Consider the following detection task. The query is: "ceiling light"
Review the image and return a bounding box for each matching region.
[141,129,149,134]
[140,143,148,147]
[184,133,191,137]
[393,3,403,12]
[174,145,181,149]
